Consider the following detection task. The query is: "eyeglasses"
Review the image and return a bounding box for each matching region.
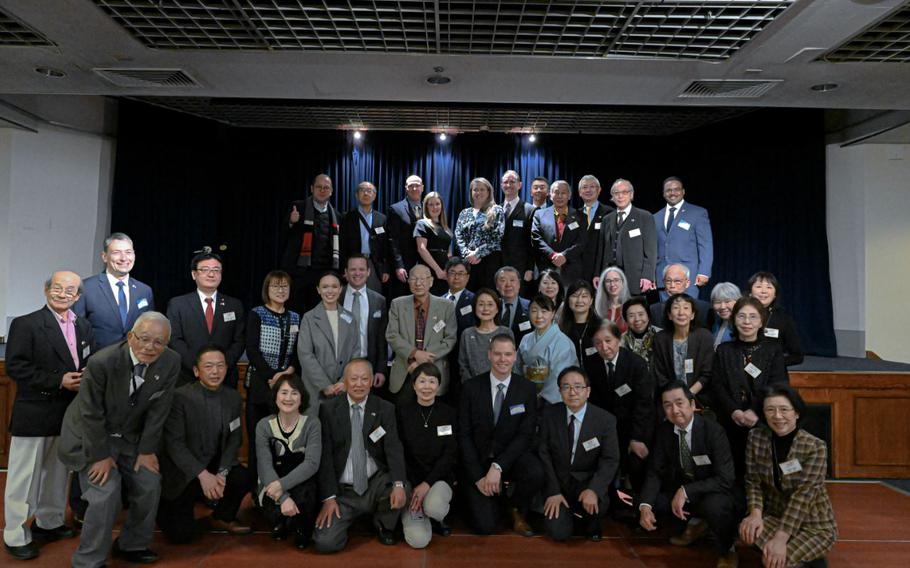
[560,384,589,393]
[358,187,376,194]
[269,284,290,291]
[49,285,79,298]
[408,277,432,284]
[664,278,686,286]
[612,190,632,196]
[447,270,468,277]
[764,405,795,417]
[735,313,761,322]
[133,334,167,349]
[194,267,222,275]
[603,278,622,285]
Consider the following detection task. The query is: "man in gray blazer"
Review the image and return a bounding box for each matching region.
[340,254,388,388]
[593,178,657,296]
[58,312,180,567]
[385,264,457,399]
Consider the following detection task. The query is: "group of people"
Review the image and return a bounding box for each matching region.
[2,170,833,568]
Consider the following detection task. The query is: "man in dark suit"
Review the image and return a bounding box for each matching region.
[386,174,425,299]
[458,334,544,536]
[593,178,657,296]
[577,175,614,283]
[166,251,245,388]
[649,264,713,329]
[442,257,475,398]
[157,346,252,543]
[654,177,714,299]
[584,322,654,497]
[3,271,93,560]
[532,180,588,286]
[639,381,738,568]
[539,366,619,542]
[495,266,533,345]
[281,173,343,313]
[58,312,180,568]
[340,181,389,294]
[75,232,154,349]
[340,254,389,389]
[314,358,408,552]
[500,170,537,287]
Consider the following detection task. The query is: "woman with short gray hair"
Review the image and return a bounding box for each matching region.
[710,282,742,349]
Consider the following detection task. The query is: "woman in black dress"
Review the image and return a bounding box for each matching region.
[747,271,804,366]
[414,191,453,296]
[557,279,603,364]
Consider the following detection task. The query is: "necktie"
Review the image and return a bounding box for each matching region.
[607,360,615,388]
[447,293,456,302]
[679,429,696,478]
[117,281,128,329]
[351,404,368,495]
[352,291,365,357]
[584,205,591,228]
[414,204,422,220]
[204,297,214,334]
[568,414,576,461]
[504,202,512,219]
[493,383,505,424]
[502,301,513,329]
[617,210,625,226]
[666,206,676,233]
[130,363,147,407]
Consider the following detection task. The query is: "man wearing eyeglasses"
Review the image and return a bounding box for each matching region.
[386,264,457,401]
[441,257,475,400]
[592,179,657,296]
[166,251,245,388]
[4,272,94,561]
[340,181,389,294]
[538,366,620,542]
[648,264,713,329]
[58,311,180,567]
[653,177,713,300]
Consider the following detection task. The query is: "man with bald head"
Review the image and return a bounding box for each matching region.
[4,272,94,560]
[387,174,426,298]
[282,173,342,312]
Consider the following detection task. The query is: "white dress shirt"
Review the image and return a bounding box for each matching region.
[106,272,130,307]
[663,199,686,228]
[340,395,379,485]
[196,289,218,312]
[489,372,511,414]
[566,403,588,464]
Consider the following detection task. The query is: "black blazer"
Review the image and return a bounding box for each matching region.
[639,414,734,506]
[650,297,714,330]
[396,400,458,486]
[651,328,716,400]
[317,394,407,500]
[160,382,243,500]
[764,305,804,366]
[340,208,389,277]
[386,198,421,272]
[339,287,389,377]
[583,347,654,445]
[166,291,245,388]
[458,372,538,482]
[450,289,477,337]
[5,307,95,436]
[501,201,538,275]
[595,206,657,295]
[711,339,789,421]
[538,402,620,501]
[579,201,613,282]
[531,205,589,285]
[503,296,533,346]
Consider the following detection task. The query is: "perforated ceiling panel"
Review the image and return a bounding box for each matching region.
[0,8,55,46]
[821,2,910,63]
[93,1,793,60]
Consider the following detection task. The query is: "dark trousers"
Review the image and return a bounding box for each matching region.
[463,452,545,535]
[262,477,318,538]
[651,488,737,553]
[156,464,252,544]
[616,431,648,497]
[468,251,502,292]
[724,422,751,483]
[544,477,605,541]
[245,400,274,490]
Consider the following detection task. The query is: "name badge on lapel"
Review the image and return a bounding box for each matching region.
[584,346,598,356]
[229,417,240,432]
[290,324,299,333]
[678,221,691,231]
[693,455,712,466]
[340,312,353,324]
[594,222,602,230]
[628,228,642,238]
[304,219,314,226]
[437,424,453,436]
[460,305,473,316]
[518,320,532,332]
[223,311,236,322]
[567,221,579,231]
[764,328,780,338]
[509,404,526,416]
[372,310,382,319]
[82,345,91,359]
[684,359,694,374]
[433,320,446,333]
[137,298,149,309]
[512,219,524,228]
[779,459,802,475]
[374,226,385,235]
[369,426,386,443]
[744,363,762,378]
[615,384,632,397]
[582,437,600,452]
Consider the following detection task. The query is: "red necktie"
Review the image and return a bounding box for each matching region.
[205,298,214,334]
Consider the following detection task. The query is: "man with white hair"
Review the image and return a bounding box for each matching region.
[593,179,657,296]
[649,264,713,329]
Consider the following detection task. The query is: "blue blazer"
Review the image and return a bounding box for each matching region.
[74,272,154,349]
[653,202,714,294]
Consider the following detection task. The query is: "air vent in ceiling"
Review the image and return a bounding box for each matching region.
[678,79,782,99]
[821,3,910,63]
[0,8,54,46]
[93,68,200,88]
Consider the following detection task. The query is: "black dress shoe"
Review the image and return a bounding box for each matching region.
[431,519,452,537]
[112,539,159,564]
[376,527,396,546]
[31,522,75,541]
[294,529,311,550]
[271,523,288,541]
[5,542,39,561]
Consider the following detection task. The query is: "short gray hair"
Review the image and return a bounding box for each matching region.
[550,180,571,193]
[103,232,133,253]
[662,263,690,280]
[44,272,84,296]
[578,174,601,189]
[131,311,171,337]
[495,266,521,281]
[610,178,634,195]
[710,282,742,303]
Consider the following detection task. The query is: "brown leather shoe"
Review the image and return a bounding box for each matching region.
[716,549,739,568]
[511,508,533,537]
[669,519,706,546]
[210,518,253,535]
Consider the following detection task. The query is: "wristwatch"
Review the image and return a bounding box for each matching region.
[393,481,405,488]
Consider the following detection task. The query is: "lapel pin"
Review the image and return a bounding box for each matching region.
[154,375,160,381]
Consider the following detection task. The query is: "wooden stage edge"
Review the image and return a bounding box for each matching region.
[2,360,909,478]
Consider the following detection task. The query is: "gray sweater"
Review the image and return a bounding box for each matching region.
[458,325,514,381]
[255,414,322,504]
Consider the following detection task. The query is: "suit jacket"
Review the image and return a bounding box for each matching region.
[538,402,620,501]
[317,394,407,500]
[297,303,360,413]
[501,201,538,275]
[340,208,389,277]
[594,206,657,295]
[651,328,716,401]
[280,197,342,272]
[531,205,588,285]
[160,382,243,500]
[639,414,734,507]
[503,296,533,346]
[340,287,389,377]
[5,307,95,437]
[579,201,614,282]
[458,372,538,482]
[583,347,654,445]
[166,291,245,388]
[58,341,180,471]
[386,198,421,272]
[654,202,714,291]
[447,289,477,337]
[386,295,457,394]
[75,273,155,348]
[650,297,714,330]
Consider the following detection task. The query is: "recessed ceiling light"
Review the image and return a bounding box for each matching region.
[427,65,451,85]
[810,83,839,92]
[438,132,448,141]
[34,67,65,78]
[353,130,362,140]
[528,134,537,143]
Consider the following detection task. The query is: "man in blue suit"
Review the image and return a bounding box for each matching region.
[653,177,713,299]
[75,233,155,349]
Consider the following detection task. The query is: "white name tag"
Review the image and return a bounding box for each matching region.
[512,219,524,228]
[582,437,600,452]
[149,390,164,401]
[369,426,386,443]
[82,346,91,359]
[693,454,712,466]
[678,221,691,231]
[594,222,602,230]
[290,324,299,333]
[223,311,236,322]
[628,228,641,238]
[780,459,802,475]
[764,327,780,338]
[460,305,473,316]
[744,363,762,378]
[567,221,579,231]
[304,219,314,226]
[374,226,385,234]
[584,346,598,356]
[137,298,149,309]
[615,383,632,397]
[433,320,446,333]
[372,310,382,319]
[685,358,694,374]
[437,424,453,436]
[340,313,353,324]
[518,320,532,332]
[509,404,526,415]
[229,417,240,432]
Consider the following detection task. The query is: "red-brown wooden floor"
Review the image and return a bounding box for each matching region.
[1,474,907,567]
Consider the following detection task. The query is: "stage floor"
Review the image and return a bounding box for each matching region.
[0,474,906,567]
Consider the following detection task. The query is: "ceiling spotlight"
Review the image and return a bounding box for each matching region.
[810,83,839,92]
[34,66,66,78]
[528,134,537,143]
[427,66,452,86]
[438,132,448,141]
[353,130,362,140]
